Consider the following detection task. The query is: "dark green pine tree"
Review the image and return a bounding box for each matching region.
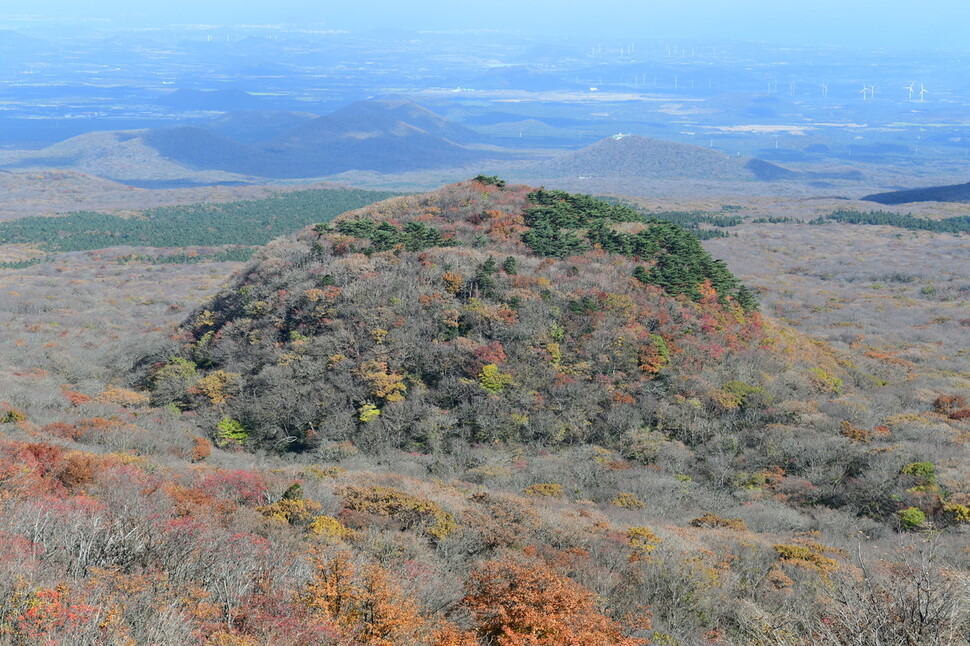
[587,220,633,255]
[734,285,760,312]
[369,222,403,251]
[403,221,445,251]
[704,258,740,302]
[475,257,498,298]
[502,255,518,275]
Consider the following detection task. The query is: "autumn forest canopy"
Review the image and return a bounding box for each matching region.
[139,179,762,454]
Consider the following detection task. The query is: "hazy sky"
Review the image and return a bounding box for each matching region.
[3,0,968,50]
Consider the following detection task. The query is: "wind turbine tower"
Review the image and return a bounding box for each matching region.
[821,82,829,98]
[905,82,915,100]
[919,84,929,102]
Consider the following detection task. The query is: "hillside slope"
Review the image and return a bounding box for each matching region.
[863,180,970,204]
[203,109,320,143]
[0,130,247,183]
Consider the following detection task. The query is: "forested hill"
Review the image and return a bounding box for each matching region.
[141,177,806,459]
[137,178,970,534]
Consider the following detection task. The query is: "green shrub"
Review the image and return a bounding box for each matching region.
[215,417,248,446]
[479,364,514,393]
[900,461,936,485]
[358,403,381,422]
[719,380,763,409]
[898,507,927,530]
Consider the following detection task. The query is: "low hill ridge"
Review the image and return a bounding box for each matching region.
[147,98,489,177]
[863,180,970,204]
[157,88,266,111]
[534,134,798,181]
[285,98,486,145]
[0,100,491,181]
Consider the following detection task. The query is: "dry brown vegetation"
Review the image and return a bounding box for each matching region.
[705,214,970,415]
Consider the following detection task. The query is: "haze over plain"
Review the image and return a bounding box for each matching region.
[3,0,970,50]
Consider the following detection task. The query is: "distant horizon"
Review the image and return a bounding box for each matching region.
[2,0,970,52]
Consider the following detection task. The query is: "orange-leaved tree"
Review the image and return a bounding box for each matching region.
[462,558,647,646]
[296,551,433,646]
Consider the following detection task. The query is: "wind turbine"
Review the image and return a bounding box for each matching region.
[919,84,929,102]
[821,82,829,98]
[905,81,915,100]
[789,81,796,96]
[868,83,877,99]
[859,84,870,100]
